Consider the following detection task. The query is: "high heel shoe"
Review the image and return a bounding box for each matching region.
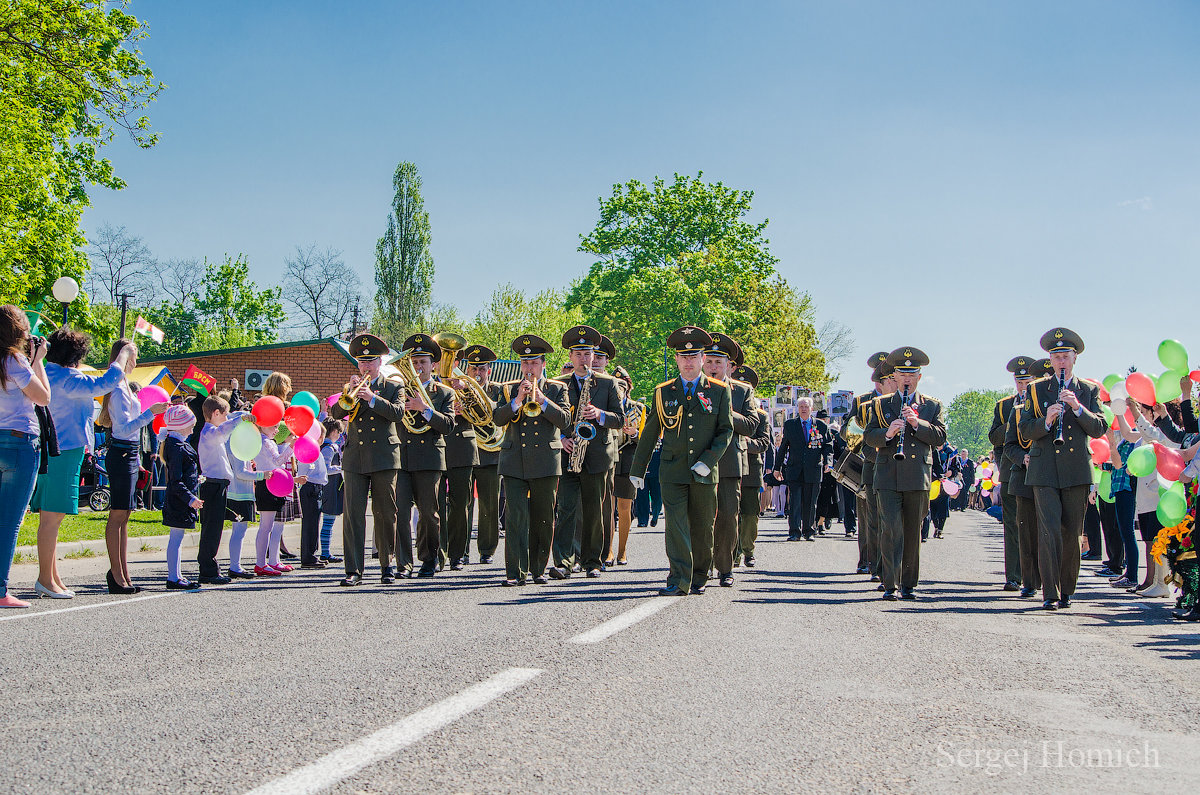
[35,581,74,599]
[106,570,137,595]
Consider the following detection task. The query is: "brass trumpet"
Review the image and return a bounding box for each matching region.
[338,375,370,411]
[521,374,542,417]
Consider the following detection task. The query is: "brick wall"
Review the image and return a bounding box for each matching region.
[142,341,354,404]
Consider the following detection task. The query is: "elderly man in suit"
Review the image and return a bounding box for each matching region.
[774,397,834,542]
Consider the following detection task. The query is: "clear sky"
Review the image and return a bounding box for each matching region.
[86,0,1200,400]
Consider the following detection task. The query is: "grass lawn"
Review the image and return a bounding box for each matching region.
[18,510,185,547]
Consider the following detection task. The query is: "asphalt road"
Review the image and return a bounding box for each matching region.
[4,509,1199,793]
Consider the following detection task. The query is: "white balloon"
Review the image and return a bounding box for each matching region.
[1110,382,1129,401]
[1110,397,1127,415]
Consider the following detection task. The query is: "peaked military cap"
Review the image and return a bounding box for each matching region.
[563,325,601,351]
[511,334,553,360]
[462,344,497,365]
[1007,356,1038,379]
[733,364,759,388]
[705,331,741,360]
[1033,357,1053,376]
[733,347,746,368]
[667,326,712,354]
[887,346,930,373]
[402,333,442,362]
[867,351,889,369]
[349,333,389,361]
[595,334,616,359]
[872,361,895,382]
[1040,327,1085,355]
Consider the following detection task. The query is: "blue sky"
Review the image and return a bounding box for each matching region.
[86,0,1200,398]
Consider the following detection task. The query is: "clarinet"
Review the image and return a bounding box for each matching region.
[893,385,910,461]
[1054,368,1066,446]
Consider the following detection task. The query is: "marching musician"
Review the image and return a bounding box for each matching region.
[1017,328,1106,610]
[549,326,625,579]
[863,347,946,601]
[1003,357,1046,598]
[612,365,640,566]
[438,346,480,571]
[329,333,406,587]
[733,365,770,568]
[702,332,757,588]
[593,334,620,568]
[393,333,454,580]
[492,334,571,585]
[630,326,733,596]
[989,356,1038,592]
[463,344,503,564]
[844,352,888,575]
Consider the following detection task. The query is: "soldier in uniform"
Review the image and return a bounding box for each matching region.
[611,365,640,566]
[863,347,946,601]
[329,334,406,587]
[844,352,889,575]
[593,334,620,568]
[1003,357,1046,598]
[1017,328,1106,610]
[989,356,1038,591]
[463,344,503,564]
[393,333,454,579]
[630,326,734,596]
[733,364,770,568]
[701,333,756,587]
[492,335,572,585]
[550,326,626,579]
[438,349,479,571]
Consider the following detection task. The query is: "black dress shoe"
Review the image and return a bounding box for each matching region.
[450,562,464,571]
[279,551,298,560]
[480,555,493,564]
[900,589,915,600]
[380,567,396,584]
[586,569,601,578]
[228,569,255,579]
[657,585,686,596]
[1057,597,1071,609]
[876,584,885,591]
[340,574,362,587]
[744,557,756,568]
[719,575,734,587]
[319,554,343,564]
[870,574,880,582]
[1081,551,1100,561]
[198,575,232,585]
[106,570,137,595]
[300,561,327,570]
[649,518,657,527]
[1019,587,1035,598]
[548,566,567,580]
[1002,582,1020,592]
[1042,600,1057,610]
[804,536,816,542]
[417,567,436,578]
[533,575,549,584]
[690,583,706,594]
[502,578,519,587]
[166,579,200,590]
[881,591,897,601]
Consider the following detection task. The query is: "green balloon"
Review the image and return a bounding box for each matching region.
[291,390,321,416]
[1102,373,1121,391]
[274,425,291,445]
[1101,404,1114,426]
[1156,490,1187,527]
[1098,471,1114,503]
[1156,372,1183,403]
[1158,339,1189,372]
[1125,445,1157,478]
[229,421,262,461]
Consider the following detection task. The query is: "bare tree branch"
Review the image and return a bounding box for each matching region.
[159,257,204,306]
[283,245,361,338]
[817,319,855,372]
[86,223,157,305]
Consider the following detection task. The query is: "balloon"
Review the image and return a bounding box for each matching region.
[266,468,294,498]
[283,405,314,436]
[274,425,291,445]
[1110,397,1126,416]
[981,478,994,491]
[1190,370,1200,384]
[1102,374,1121,391]
[1089,437,1110,465]
[1157,339,1189,372]
[1156,373,1183,404]
[1125,372,1156,406]
[252,396,285,426]
[229,421,263,461]
[1096,384,1110,403]
[1157,490,1187,526]
[929,480,941,499]
[1154,443,1186,481]
[981,489,991,498]
[1125,445,1157,478]
[138,385,170,412]
[1101,405,1115,426]
[294,435,319,464]
[152,414,165,434]
[304,418,322,441]
[326,392,341,408]
[1109,381,1128,402]
[291,391,321,417]
[943,481,961,498]
[1098,471,1114,503]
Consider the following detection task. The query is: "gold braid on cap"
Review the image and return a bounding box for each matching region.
[655,383,684,433]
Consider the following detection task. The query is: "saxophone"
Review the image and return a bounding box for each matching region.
[567,373,594,473]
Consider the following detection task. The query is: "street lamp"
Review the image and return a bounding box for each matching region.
[51,277,79,326]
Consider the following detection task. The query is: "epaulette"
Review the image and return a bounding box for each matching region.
[655,379,674,390]
[551,373,571,383]
[708,378,727,388]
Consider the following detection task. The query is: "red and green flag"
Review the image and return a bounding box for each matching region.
[181,365,217,396]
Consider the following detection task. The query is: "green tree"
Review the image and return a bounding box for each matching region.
[0,0,163,311]
[465,283,583,376]
[374,161,434,346]
[946,388,1009,458]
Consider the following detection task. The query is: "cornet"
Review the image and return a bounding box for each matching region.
[521,374,542,417]
[338,375,370,411]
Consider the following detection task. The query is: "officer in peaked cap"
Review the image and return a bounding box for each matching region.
[989,356,1038,594]
[846,351,891,578]
[457,344,504,564]
[731,364,770,568]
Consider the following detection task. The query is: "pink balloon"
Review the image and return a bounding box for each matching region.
[1089,437,1110,465]
[266,468,293,498]
[304,418,322,441]
[138,385,170,411]
[1125,372,1156,406]
[942,480,961,498]
[1154,443,1186,481]
[294,435,319,464]
[327,392,341,407]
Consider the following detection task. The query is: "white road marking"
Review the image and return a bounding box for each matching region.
[569,598,679,644]
[0,591,187,623]
[245,667,543,795]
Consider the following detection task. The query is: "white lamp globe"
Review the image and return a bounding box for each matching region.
[52,276,80,303]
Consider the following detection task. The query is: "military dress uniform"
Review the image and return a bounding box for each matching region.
[596,334,620,567]
[845,352,888,574]
[1003,369,1043,596]
[329,334,407,586]
[989,356,1038,590]
[393,333,455,578]
[733,365,770,566]
[631,326,734,596]
[706,333,757,585]
[550,326,626,577]
[439,379,479,570]
[1017,329,1106,609]
[463,344,503,563]
[492,335,572,584]
[863,347,947,599]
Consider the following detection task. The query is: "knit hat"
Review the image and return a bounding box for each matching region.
[161,404,196,433]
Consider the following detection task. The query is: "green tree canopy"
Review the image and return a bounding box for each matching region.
[945,388,1010,459]
[465,283,583,376]
[374,161,434,345]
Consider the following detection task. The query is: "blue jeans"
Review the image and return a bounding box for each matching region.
[1114,487,1138,582]
[0,432,39,597]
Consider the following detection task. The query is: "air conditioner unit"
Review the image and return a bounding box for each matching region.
[245,369,273,391]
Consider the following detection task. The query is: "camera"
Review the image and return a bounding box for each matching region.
[28,335,46,356]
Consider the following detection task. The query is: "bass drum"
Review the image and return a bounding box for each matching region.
[831,447,866,498]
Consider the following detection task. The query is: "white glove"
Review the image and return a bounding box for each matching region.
[629,476,645,490]
[691,461,711,478]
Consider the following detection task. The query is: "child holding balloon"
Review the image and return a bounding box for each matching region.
[295,421,331,568]
[248,395,295,576]
[195,395,250,584]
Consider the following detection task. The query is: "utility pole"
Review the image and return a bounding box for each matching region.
[118,293,132,338]
[349,299,360,339]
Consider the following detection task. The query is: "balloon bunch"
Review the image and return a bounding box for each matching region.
[227,388,326,498]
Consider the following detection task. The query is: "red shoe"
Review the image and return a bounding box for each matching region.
[253,565,282,577]
[271,563,294,573]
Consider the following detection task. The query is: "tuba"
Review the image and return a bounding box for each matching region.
[432,332,502,451]
[621,399,646,448]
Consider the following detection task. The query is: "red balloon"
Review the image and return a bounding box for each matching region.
[282,404,314,436]
[152,414,165,434]
[1084,378,1110,403]
[1125,372,1156,406]
[252,395,285,426]
[1089,437,1110,465]
[1191,370,1200,383]
[1110,410,1134,430]
[1154,443,1186,481]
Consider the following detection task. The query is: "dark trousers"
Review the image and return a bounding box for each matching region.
[1000,489,1021,584]
[472,465,500,557]
[876,488,928,592]
[553,470,605,571]
[503,474,559,581]
[299,482,322,564]
[1083,502,1102,557]
[1097,498,1124,572]
[1113,487,1139,582]
[839,485,857,533]
[1015,494,1041,591]
[713,476,741,576]
[635,475,663,526]
[738,481,760,560]
[602,467,615,562]
[1033,484,1088,602]
[858,483,880,572]
[197,479,229,578]
[398,470,443,571]
[786,479,820,538]
[342,468,398,577]
[438,465,473,564]
[660,480,718,592]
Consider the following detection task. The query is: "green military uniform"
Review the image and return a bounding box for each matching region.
[706,333,756,585]
[595,335,619,567]
[1002,359,1049,596]
[492,335,572,584]
[733,365,769,566]
[863,347,946,599]
[989,356,1038,590]
[329,334,406,585]
[631,326,734,596]
[1017,329,1106,609]
[439,380,479,571]
[844,352,888,575]
[462,344,503,564]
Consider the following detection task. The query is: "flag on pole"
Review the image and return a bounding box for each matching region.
[134,316,165,344]
[181,365,217,397]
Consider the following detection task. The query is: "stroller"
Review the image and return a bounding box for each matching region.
[79,451,110,512]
